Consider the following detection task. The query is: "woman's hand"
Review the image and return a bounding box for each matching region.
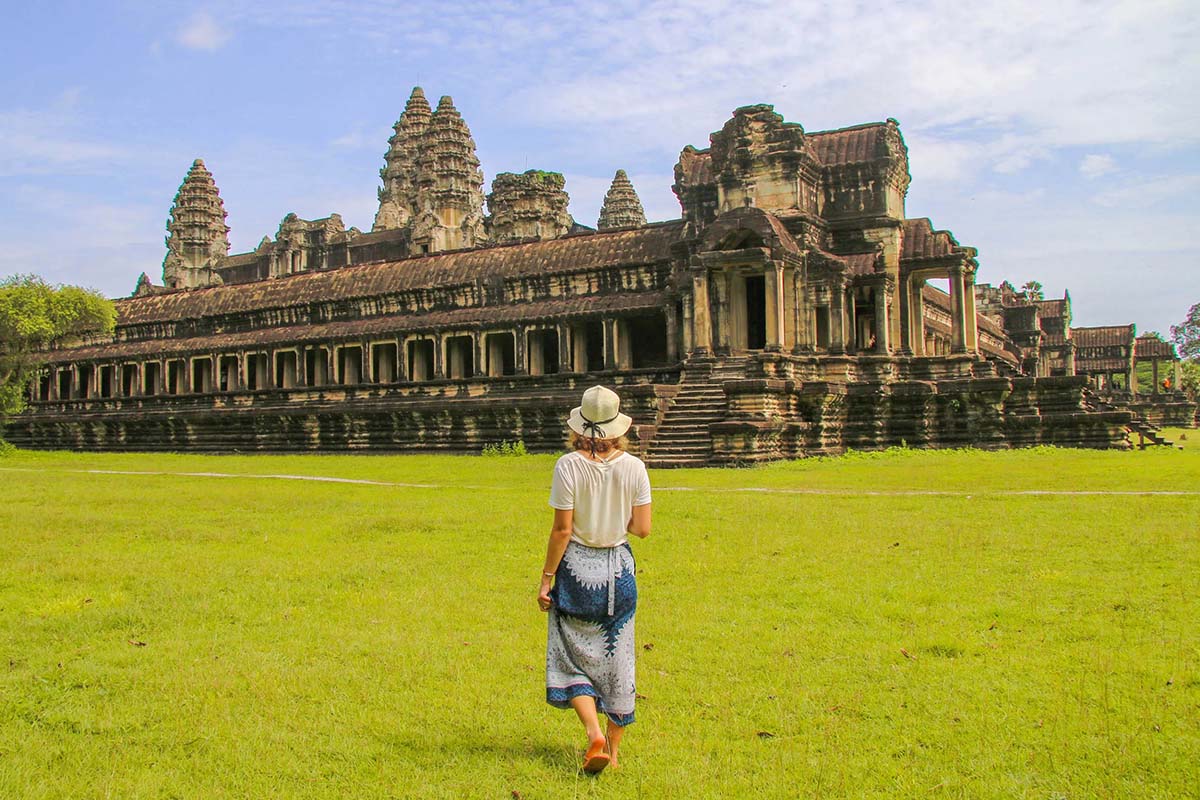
[537,575,553,612]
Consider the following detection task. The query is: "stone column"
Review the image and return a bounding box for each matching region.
[873,282,891,354]
[557,323,572,372]
[514,326,526,375]
[847,288,859,352]
[765,263,784,351]
[665,303,679,362]
[898,274,912,355]
[681,296,694,355]
[963,271,979,353]
[910,277,926,356]
[791,267,808,353]
[528,329,544,376]
[829,280,846,354]
[433,336,445,379]
[691,268,712,356]
[1173,359,1181,391]
[473,334,485,378]
[714,271,731,354]
[949,265,967,353]
[603,319,618,370]
[572,323,588,372]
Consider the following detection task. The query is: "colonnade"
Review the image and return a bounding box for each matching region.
[36,312,678,403]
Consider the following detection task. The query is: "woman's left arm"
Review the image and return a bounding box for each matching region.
[538,508,573,611]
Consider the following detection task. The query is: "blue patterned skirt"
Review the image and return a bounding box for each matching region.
[546,541,637,726]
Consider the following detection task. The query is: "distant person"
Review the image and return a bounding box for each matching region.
[537,385,652,774]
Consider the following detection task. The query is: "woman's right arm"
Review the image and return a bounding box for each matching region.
[627,503,652,539]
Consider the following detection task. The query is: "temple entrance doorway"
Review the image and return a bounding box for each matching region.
[121,365,138,396]
[744,275,766,350]
[304,348,328,387]
[627,313,669,368]
[372,342,398,384]
[446,336,474,379]
[407,339,434,381]
[526,329,559,376]
[486,332,516,377]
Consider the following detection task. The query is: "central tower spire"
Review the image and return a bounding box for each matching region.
[373,87,432,231]
[162,159,230,290]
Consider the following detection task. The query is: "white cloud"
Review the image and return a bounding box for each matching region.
[0,91,128,177]
[177,12,230,51]
[1080,154,1118,178]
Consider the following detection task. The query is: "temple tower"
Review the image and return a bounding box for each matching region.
[373,87,432,231]
[486,170,572,244]
[162,159,230,290]
[597,169,646,230]
[412,95,486,252]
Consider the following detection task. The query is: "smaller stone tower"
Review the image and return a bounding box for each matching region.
[373,87,432,231]
[412,95,487,252]
[162,159,230,290]
[597,169,647,230]
[486,171,572,244]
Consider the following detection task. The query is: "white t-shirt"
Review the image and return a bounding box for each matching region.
[548,450,652,548]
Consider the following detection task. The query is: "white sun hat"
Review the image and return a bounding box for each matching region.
[567,385,633,439]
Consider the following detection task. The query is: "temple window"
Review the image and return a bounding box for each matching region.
[407,339,434,381]
[272,351,297,389]
[77,365,94,399]
[121,364,139,396]
[167,359,186,394]
[219,355,239,392]
[304,347,329,387]
[39,372,52,401]
[743,275,767,350]
[485,332,516,377]
[445,335,475,379]
[372,342,398,384]
[99,365,114,398]
[246,353,268,391]
[526,329,559,376]
[57,368,73,400]
[193,358,215,393]
[815,307,831,350]
[337,346,363,385]
[143,362,161,396]
[627,313,670,368]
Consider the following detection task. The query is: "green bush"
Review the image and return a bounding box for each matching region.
[481,439,528,456]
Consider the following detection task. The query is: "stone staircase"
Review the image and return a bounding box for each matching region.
[1083,388,1176,449]
[644,356,749,468]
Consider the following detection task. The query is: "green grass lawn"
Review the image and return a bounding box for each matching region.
[1,446,1198,799]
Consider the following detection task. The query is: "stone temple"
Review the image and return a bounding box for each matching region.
[8,88,1192,463]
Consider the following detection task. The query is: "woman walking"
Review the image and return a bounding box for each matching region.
[538,385,652,774]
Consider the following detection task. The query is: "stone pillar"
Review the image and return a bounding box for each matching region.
[665,303,680,362]
[910,277,926,357]
[691,269,712,355]
[765,264,784,351]
[1173,360,1181,390]
[432,336,445,379]
[514,326,526,376]
[873,282,891,354]
[618,319,634,369]
[603,319,618,370]
[898,274,912,355]
[714,271,731,354]
[528,329,544,376]
[949,265,967,353]
[681,296,694,355]
[473,334,485,378]
[847,289,859,352]
[829,280,846,354]
[557,323,572,372]
[791,267,807,353]
[572,324,588,372]
[963,271,979,353]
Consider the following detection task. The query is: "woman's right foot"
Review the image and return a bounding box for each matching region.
[583,737,610,774]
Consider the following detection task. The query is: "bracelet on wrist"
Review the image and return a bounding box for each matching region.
[542,571,555,579]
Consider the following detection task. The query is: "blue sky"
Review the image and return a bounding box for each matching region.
[1,0,1197,335]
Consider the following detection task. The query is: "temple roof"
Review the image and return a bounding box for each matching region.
[1034,298,1068,318]
[117,222,685,327]
[901,218,970,261]
[1135,335,1177,359]
[1072,325,1135,348]
[49,291,671,364]
[807,123,891,165]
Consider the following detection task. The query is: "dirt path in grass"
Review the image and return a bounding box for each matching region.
[3,465,1198,496]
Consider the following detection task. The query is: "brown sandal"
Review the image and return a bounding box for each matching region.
[582,738,610,774]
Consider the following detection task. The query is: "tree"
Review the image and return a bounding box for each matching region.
[1019,280,1044,301]
[0,275,116,419]
[1170,301,1200,362]
[1181,360,1200,396]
